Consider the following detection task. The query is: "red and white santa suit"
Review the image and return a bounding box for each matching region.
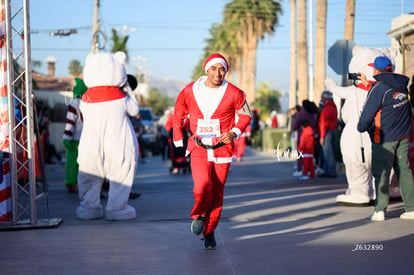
[173,56,251,237]
[76,52,139,221]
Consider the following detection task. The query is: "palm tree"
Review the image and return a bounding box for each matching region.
[223,0,282,105]
[68,59,82,77]
[314,0,327,101]
[208,23,240,83]
[342,0,355,88]
[297,0,308,103]
[344,0,355,41]
[111,28,129,60]
[289,0,297,108]
[32,60,42,71]
[192,23,240,83]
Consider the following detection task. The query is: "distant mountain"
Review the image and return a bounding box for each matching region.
[148,77,188,99]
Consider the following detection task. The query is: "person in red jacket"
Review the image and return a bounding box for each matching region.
[234,115,251,162]
[270,110,278,128]
[173,53,252,249]
[298,120,316,180]
[318,91,338,177]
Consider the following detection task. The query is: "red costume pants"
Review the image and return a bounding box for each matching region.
[235,136,247,159]
[303,156,315,178]
[190,147,231,236]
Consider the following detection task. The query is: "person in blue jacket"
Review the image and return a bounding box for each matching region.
[357,55,414,221]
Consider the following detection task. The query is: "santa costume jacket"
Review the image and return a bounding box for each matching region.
[172,76,251,162]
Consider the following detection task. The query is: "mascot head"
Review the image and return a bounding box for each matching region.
[72,77,88,98]
[348,45,398,82]
[82,52,127,88]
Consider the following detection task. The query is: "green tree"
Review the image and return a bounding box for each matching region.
[146,87,174,115]
[224,0,282,104]
[32,60,42,71]
[111,28,129,60]
[192,22,240,83]
[68,59,82,77]
[254,82,282,116]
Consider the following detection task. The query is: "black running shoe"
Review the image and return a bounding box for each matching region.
[191,215,205,235]
[204,231,216,250]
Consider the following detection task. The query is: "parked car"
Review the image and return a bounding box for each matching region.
[130,107,160,156]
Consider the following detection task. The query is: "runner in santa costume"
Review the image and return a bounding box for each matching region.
[76,52,139,221]
[173,53,252,249]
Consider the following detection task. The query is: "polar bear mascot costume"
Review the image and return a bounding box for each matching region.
[76,52,139,220]
[325,45,398,206]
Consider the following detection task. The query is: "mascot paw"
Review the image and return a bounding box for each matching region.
[324,77,337,91]
[76,205,104,220]
[336,193,371,206]
[105,205,136,221]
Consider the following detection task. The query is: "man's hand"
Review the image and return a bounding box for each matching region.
[359,72,369,87]
[220,131,236,144]
[320,138,324,147]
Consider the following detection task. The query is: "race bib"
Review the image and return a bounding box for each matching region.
[196,119,221,138]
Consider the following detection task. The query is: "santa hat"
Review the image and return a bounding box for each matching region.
[203,53,229,74]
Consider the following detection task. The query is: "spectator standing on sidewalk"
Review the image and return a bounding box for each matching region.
[292,100,318,177]
[234,114,251,162]
[318,91,338,178]
[158,108,173,160]
[269,110,278,128]
[287,105,301,153]
[173,53,252,249]
[38,105,63,164]
[314,98,325,176]
[357,55,414,221]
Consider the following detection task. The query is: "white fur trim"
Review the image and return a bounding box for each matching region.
[211,156,234,163]
[204,58,228,73]
[174,140,183,147]
[231,127,241,139]
[192,76,227,120]
[201,137,213,145]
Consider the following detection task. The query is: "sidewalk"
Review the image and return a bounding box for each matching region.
[0,147,413,275]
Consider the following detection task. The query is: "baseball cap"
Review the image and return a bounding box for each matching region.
[321,90,333,99]
[368,56,392,70]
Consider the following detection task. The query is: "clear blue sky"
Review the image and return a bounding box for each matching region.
[29,0,414,93]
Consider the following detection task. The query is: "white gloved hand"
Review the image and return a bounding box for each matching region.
[324,77,337,91]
